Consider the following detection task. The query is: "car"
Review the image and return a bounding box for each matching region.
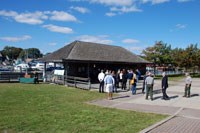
[14,63,30,71]
[35,62,44,71]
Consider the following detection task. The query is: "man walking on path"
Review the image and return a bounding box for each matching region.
[161,72,169,100]
[145,73,154,101]
[98,70,105,93]
[183,72,192,98]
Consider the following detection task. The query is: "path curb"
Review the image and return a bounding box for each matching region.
[140,107,183,133]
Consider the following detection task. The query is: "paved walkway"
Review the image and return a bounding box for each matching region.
[88,78,200,133]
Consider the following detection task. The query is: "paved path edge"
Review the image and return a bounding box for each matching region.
[139,107,183,133]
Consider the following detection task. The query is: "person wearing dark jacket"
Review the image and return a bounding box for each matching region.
[161,72,169,100]
[121,69,127,90]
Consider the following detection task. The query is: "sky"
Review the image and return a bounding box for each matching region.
[0,0,199,55]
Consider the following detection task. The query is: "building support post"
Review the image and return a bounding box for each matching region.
[43,62,47,82]
[87,63,91,89]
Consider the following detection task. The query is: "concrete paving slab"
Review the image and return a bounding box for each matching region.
[89,78,200,133]
[148,116,200,133]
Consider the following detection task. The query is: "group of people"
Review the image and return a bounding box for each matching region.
[142,71,192,101]
[98,68,193,101]
[98,69,141,100]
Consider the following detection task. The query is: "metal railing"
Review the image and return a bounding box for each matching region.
[0,72,43,82]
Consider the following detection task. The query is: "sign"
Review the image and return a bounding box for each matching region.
[54,70,65,75]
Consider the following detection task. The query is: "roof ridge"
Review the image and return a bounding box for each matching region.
[65,41,79,59]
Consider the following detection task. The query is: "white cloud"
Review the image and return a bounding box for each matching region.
[48,42,57,46]
[110,6,142,13]
[70,6,90,14]
[70,0,133,6]
[125,46,144,54]
[176,24,186,29]
[89,0,133,6]
[0,10,17,17]
[177,0,192,2]
[14,11,48,25]
[141,0,170,4]
[75,35,113,44]
[49,11,77,22]
[0,10,77,25]
[105,12,116,17]
[0,35,32,42]
[42,24,73,34]
[0,10,47,25]
[122,39,140,44]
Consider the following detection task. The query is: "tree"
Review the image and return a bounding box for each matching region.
[171,48,184,67]
[19,48,43,60]
[1,46,23,60]
[196,49,200,71]
[184,44,198,71]
[142,41,172,66]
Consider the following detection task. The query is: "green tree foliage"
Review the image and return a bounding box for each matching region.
[142,42,199,70]
[142,41,172,66]
[19,48,43,60]
[1,46,23,60]
[172,44,199,71]
[171,48,184,67]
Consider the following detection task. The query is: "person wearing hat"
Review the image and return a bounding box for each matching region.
[145,72,154,101]
[183,72,192,98]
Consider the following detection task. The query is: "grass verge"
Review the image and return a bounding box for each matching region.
[0,83,166,133]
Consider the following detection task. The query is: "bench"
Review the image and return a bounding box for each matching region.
[19,78,35,84]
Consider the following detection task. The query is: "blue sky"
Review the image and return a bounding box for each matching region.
[0,0,199,55]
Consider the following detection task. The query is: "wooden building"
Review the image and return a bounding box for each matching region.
[41,41,149,82]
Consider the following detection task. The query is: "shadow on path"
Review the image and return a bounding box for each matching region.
[169,95,179,99]
[113,95,130,100]
[190,94,199,97]
[153,95,179,101]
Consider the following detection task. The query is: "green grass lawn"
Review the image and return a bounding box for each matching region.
[0,83,166,133]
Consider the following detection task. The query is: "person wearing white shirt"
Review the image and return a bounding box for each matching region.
[145,72,154,101]
[98,70,105,93]
[183,72,192,98]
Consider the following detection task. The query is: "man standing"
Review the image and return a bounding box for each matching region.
[121,69,127,90]
[161,72,169,100]
[142,71,149,94]
[127,69,133,91]
[145,73,154,101]
[98,70,105,93]
[183,73,192,98]
[104,71,115,100]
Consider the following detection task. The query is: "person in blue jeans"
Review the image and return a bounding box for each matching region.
[131,72,137,95]
[136,69,141,81]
